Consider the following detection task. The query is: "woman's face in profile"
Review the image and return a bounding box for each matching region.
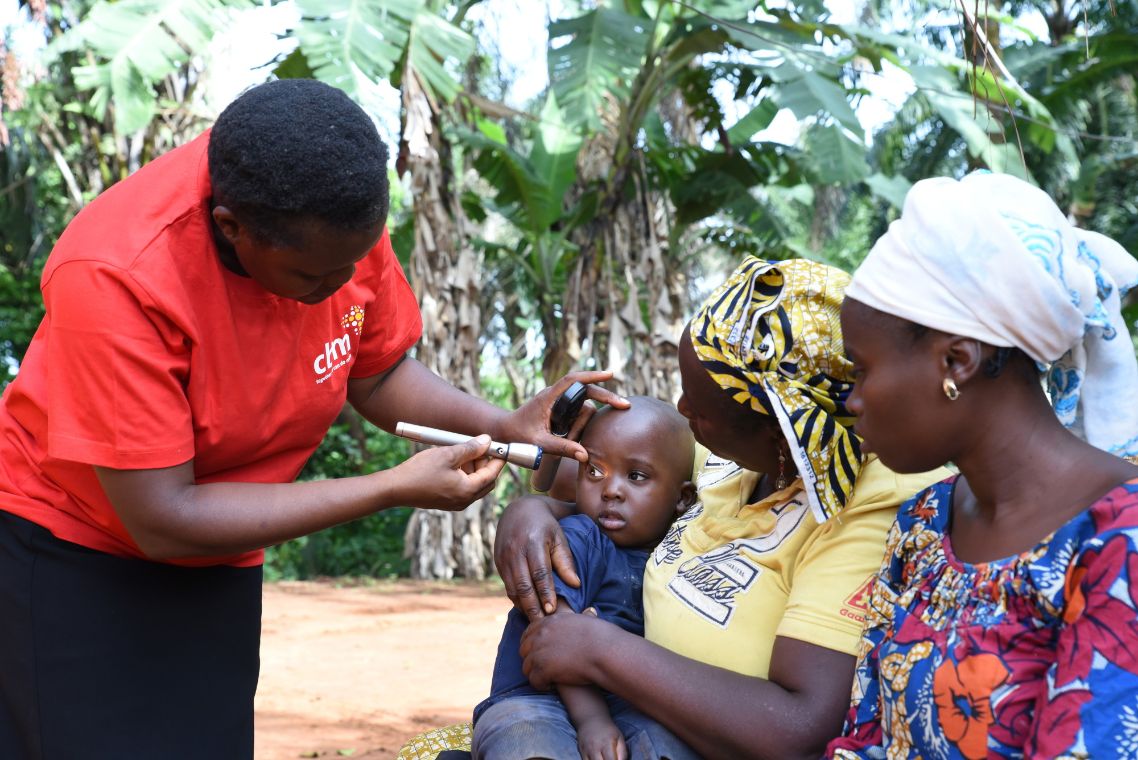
[840,299,948,474]
[676,328,782,474]
[241,220,382,304]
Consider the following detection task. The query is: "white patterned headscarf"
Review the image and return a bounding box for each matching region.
[847,172,1138,457]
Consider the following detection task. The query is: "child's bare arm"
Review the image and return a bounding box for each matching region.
[552,602,627,760]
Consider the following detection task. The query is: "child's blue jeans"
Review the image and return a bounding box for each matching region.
[472,692,701,759]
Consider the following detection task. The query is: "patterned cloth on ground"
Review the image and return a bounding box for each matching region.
[396,723,472,760]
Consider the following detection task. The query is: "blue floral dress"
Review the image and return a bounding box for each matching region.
[826,476,1138,759]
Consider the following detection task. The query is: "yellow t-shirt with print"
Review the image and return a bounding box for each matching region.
[643,446,946,679]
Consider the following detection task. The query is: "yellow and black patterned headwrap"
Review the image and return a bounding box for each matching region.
[690,256,862,522]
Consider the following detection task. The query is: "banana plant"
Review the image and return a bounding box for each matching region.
[288,0,475,105]
[461,1,901,397]
[50,0,249,135]
[458,92,583,380]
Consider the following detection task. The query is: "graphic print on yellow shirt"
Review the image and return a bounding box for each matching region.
[643,446,943,679]
[661,494,808,629]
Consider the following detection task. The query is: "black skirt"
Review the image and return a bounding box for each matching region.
[0,512,262,760]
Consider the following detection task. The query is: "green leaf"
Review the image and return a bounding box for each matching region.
[912,66,1033,181]
[805,124,869,184]
[294,0,414,96]
[460,129,559,235]
[59,0,242,134]
[294,0,472,104]
[273,47,316,80]
[547,7,649,131]
[836,24,961,69]
[670,149,766,226]
[864,173,912,209]
[1040,33,1138,95]
[659,14,732,64]
[773,65,863,138]
[529,92,582,217]
[725,18,825,53]
[407,11,476,102]
[475,117,507,145]
[726,99,778,144]
[676,0,756,17]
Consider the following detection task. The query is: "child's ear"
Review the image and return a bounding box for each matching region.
[675,481,697,515]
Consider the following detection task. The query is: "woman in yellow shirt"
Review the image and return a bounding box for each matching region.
[495,257,945,759]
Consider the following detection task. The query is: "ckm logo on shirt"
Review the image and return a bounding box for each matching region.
[313,306,365,384]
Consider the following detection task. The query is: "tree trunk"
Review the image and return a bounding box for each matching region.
[560,98,688,401]
[398,66,495,580]
[584,176,686,401]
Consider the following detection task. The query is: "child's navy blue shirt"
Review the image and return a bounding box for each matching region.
[474,513,649,723]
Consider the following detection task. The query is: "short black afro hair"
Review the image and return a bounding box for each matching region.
[208,78,389,246]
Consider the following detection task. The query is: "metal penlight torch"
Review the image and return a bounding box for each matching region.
[394,422,544,470]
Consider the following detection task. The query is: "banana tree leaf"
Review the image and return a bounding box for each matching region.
[865,172,912,209]
[912,65,1034,181]
[407,11,475,102]
[294,0,413,95]
[61,0,240,134]
[547,7,649,131]
[773,64,863,138]
[726,98,779,144]
[725,18,827,53]
[659,14,732,63]
[274,48,317,80]
[529,92,582,218]
[1037,32,1138,95]
[805,124,869,184]
[670,149,767,226]
[294,0,472,103]
[460,128,562,235]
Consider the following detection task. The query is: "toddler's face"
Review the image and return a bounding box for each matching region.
[575,409,691,550]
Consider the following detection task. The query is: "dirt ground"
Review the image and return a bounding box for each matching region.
[255,579,513,760]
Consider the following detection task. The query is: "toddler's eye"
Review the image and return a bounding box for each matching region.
[587,464,603,478]
[629,471,648,482]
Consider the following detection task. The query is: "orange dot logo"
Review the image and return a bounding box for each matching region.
[341,305,365,336]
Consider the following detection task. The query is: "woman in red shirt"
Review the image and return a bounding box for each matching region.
[0,79,619,759]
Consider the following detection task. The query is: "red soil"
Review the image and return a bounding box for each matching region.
[255,579,512,759]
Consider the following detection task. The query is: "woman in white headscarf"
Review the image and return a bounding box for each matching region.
[826,172,1138,759]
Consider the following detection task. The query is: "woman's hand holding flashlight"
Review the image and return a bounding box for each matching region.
[395,422,543,469]
[385,435,505,511]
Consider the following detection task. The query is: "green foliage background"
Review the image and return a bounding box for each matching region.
[3,0,1137,578]
[265,425,415,581]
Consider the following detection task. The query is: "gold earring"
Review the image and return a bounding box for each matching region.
[942,378,960,401]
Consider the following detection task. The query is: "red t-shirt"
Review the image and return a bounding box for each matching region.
[0,132,422,566]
